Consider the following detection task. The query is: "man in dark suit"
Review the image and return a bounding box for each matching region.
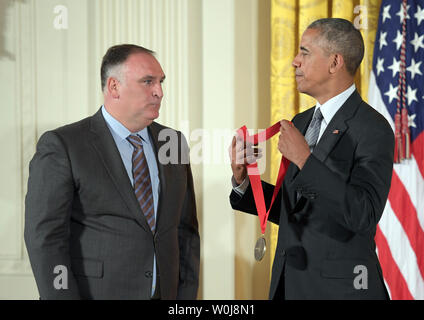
[25,44,200,300]
[230,18,394,299]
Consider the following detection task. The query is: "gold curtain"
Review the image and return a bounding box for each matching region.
[269,0,382,270]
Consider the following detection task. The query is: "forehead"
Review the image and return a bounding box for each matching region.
[300,28,332,59]
[125,52,165,77]
[300,28,323,50]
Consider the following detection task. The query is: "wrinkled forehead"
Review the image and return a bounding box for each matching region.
[301,28,331,55]
[124,52,165,78]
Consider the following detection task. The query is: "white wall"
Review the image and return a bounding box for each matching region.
[0,0,270,299]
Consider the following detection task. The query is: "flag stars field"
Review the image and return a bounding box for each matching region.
[406,58,422,80]
[414,5,424,26]
[410,32,424,52]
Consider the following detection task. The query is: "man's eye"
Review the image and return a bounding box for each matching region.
[144,80,152,85]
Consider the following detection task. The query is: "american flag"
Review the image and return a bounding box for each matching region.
[368,0,424,299]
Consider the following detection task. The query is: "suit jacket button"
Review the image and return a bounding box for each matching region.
[145,271,153,278]
[282,249,286,257]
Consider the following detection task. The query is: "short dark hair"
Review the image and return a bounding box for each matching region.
[100,44,155,91]
[307,18,364,76]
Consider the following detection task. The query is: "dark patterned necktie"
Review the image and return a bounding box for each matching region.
[304,108,323,152]
[127,135,155,232]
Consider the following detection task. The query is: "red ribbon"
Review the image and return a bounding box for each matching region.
[237,122,290,234]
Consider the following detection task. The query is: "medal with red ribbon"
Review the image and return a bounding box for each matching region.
[236,122,290,261]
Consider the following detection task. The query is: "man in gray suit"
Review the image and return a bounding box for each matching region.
[24,44,200,300]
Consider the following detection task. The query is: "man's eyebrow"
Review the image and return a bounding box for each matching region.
[138,75,166,81]
[138,75,153,81]
[300,46,310,53]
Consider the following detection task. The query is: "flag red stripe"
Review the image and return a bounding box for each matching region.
[375,226,414,300]
[388,170,424,280]
[412,131,424,179]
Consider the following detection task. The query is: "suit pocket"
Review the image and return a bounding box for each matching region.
[71,258,104,278]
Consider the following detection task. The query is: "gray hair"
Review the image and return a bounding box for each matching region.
[101,44,155,92]
[307,18,364,76]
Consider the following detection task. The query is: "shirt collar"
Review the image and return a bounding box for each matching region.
[101,105,150,144]
[315,84,356,124]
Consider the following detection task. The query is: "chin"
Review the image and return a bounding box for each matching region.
[150,111,160,120]
[296,85,305,93]
[149,105,160,117]
[296,85,309,95]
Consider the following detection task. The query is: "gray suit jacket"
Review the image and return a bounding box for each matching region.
[24,109,200,300]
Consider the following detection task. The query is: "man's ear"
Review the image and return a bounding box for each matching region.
[107,77,120,99]
[329,53,345,74]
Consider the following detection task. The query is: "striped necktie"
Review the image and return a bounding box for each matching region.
[127,135,155,232]
[304,108,323,152]
[296,108,324,202]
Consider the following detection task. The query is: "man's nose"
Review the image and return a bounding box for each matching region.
[292,54,300,68]
[153,84,163,99]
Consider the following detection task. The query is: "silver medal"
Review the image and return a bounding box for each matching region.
[254,236,266,261]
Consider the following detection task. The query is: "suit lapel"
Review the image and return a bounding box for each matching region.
[88,109,151,232]
[312,90,362,163]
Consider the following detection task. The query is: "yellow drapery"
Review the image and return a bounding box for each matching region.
[269,0,382,273]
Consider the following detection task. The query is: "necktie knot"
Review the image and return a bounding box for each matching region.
[312,108,323,124]
[127,135,143,149]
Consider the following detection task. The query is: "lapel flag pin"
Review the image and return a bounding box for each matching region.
[332,129,339,134]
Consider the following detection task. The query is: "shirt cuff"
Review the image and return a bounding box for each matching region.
[231,176,250,196]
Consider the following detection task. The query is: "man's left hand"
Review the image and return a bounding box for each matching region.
[278,120,311,169]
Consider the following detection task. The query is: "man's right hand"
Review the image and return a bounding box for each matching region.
[229,135,262,185]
